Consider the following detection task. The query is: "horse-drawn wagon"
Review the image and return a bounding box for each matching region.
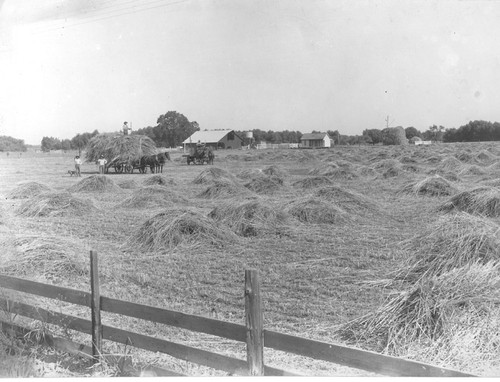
[85,134,158,174]
[183,145,214,165]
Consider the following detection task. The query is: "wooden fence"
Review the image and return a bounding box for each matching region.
[0,251,473,377]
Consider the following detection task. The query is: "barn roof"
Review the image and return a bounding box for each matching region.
[300,133,330,141]
[183,130,238,144]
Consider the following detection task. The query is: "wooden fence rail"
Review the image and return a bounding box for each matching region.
[0,251,473,377]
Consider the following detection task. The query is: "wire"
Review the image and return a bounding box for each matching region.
[33,0,189,34]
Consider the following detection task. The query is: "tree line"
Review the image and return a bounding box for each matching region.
[0,136,27,152]
[36,116,500,152]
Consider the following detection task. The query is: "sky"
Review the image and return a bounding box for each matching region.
[1,0,500,145]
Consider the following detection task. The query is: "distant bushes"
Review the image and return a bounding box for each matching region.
[0,136,27,152]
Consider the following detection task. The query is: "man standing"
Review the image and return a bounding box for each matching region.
[97,155,107,174]
[123,121,131,135]
[74,155,82,177]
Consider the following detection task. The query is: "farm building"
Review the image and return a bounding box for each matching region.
[183,130,244,150]
[300,133,333,148]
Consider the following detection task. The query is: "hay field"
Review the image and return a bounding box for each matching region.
[0,143,499,376]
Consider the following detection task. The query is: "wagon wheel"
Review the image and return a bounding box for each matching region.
[125,164,134,174]
[114,164,124,173]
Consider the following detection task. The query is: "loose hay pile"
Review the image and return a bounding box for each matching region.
[16,192,96,217]
[308,163,338,176]
[244,176,284,195]
[314,186,378,214]
[198,180,249,199]
[340,261,500,368]
[398,175,457,197]
[68,175,122,193]
[0,236,88,281]
[292,176,334,189]
[143,175,176,187]
[286,197,348,224]
[85,133,158,164]
[458,165,486,176]
[118,186,188,208]
[439,186,500,216]
[7,182,52,199]
[208,199,290,237]
[438,156,464,172]
[192,167,236,184]
[117,179,138,189]
[394,212,500,282]
[236,168,265,180]
[262,165,288,179]
[131,209,237,250]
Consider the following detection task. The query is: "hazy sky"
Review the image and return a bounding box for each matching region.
[1,0,500,145]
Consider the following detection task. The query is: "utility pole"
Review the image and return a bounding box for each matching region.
[385,115,395,129]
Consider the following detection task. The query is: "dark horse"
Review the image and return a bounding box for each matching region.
[139,152,171,173]
[155,152,170,173]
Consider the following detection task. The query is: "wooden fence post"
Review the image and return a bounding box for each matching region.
[90,250,102,363]
[245,269,264,376]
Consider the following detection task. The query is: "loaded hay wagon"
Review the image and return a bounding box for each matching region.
[85,134,158,174]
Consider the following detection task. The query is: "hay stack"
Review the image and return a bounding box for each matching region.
[143,175,176,187]
[16,192,96,217]
[262,165,288,179]
[339,262,500,358]
[308,163,338,176]
[458,165,486,176]
[310,162,358,180]
[131,209,237,250]
[1,236,88,280]
[475,150,495,164]
[480,178,500,187]
[398,175,458,197]
[192,167,236,184]
[314,186,378,214]
[244,176,284,195]
[117,179,139,189]
[439,186,500,217]
[208,199,290,237]
[197,180,250,199]
[7,182,52,199]
[68,175,122,193]
[373,159,400,170]
[381,166,403,178]
[286,197,348,224]
[425,156,442,164]
[85,133,158,164]
[292,176,334,189]
[395,212,500,282]
[236,168,266,180]
[437,157,464,172]
[455,151,477,164]
[118,186,188,208]
[358,166,377,177]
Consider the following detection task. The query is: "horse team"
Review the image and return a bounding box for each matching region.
[138,152,170,174]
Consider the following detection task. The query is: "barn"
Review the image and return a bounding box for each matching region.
[300,133,333,148]
[183,130,244,150]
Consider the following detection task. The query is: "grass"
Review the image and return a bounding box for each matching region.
[1,142,500,376]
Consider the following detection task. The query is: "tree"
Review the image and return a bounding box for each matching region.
[136,111,199,147]
[41,136,62,152]
[327,130,340,145]
[362,129,383,145]
[422,125,445,142]
[405,126,421,140]
[70,130,99,155]
[0,136,27,152]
